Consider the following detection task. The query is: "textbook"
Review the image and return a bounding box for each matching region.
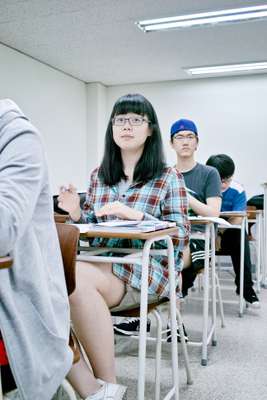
[75,220,176,234]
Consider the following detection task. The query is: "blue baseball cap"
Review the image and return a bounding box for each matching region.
[170,118,198,138]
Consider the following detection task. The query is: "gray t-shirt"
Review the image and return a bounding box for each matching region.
[182,162,221,232]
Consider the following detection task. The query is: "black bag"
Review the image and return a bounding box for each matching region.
[247,194,264,210]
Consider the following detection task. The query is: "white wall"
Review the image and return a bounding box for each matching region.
[0,43,88,193]
[1,41,266,199]
[86,83,107,169]
[107,75,267,198]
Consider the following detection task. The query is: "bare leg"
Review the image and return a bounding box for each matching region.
[67,351,101,398]
[182,245,192,269]
[68,261,125,396]
[176,245,192,308]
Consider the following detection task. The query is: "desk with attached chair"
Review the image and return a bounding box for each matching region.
[187,218,224,366]
[246,207,264,293]
[217,211,247,317]
[262,183,267,288]
[78,226,192,400]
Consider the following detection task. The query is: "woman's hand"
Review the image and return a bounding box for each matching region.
[96,201,143,221]
[58,184,81,221]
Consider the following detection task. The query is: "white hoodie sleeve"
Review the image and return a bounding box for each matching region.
[0,121,44,256]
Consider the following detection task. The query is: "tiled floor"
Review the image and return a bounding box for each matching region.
[115,274,267,400]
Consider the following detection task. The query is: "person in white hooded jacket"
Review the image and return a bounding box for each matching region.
[0,99,73,399]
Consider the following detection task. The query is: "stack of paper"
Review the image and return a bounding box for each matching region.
[75,220,176,234]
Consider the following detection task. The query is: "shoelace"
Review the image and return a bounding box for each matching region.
[123,317,140,324]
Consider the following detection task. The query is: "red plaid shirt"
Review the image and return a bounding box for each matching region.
[81,166,190,296]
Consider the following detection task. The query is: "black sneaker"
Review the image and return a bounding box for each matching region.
[243,288,260,309]
[113,318,151,336]
[166,323,189,343]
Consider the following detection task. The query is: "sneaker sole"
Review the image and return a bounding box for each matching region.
[114,328,150,336]
[246,301,261,309]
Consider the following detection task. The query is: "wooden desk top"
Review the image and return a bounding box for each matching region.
[81,226,178,240]
[0,256,13,270]
[189,218,214,225]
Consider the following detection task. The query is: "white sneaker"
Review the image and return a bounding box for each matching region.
[246,300,261,309]
[52,382,78,400]
[85,382,127,400]
[4,389,21,400]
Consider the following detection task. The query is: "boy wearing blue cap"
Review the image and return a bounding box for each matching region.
[170,119,222,298]
[113,118,222,341]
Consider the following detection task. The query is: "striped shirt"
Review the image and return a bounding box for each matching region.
[80,166,190,296]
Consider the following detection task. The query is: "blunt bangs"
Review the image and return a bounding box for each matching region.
[99,93,165,186]
[111,94,155,123]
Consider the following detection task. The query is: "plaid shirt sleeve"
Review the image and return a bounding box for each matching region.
[162,168,190,252]
[76,166,190,297]
[80,168,98,223]
[112,168,190,297]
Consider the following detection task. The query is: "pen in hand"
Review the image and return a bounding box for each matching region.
[58,184,81,220]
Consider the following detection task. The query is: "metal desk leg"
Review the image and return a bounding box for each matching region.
[262,185,267,288]
[210,224,217,346]
[201,224,210,366]
[138,236,180,400]
[239,218,245,317]
[256,213,262,293]
[166,236,179,400]
[138,240,150,400]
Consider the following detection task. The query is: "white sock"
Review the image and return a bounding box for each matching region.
[85,383,105,400]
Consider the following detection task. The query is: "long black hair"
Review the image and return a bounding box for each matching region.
[99,93,166,186]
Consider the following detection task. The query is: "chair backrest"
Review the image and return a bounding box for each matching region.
[56,223,80,296]
[54,214,69,223]
[247,194,264,210]
[247,205,257,220]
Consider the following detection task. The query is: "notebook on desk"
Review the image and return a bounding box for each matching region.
[74,220,176,234]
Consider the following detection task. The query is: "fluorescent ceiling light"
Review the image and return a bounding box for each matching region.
[136,5,267,32]
[185,62,267,75]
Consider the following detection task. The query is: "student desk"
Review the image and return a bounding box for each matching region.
[262,182,267,288]
[188,218,218,366]
[0,256,13,400]
[80,226,180,400]
[218,211,247,317]
[247,208,264,293]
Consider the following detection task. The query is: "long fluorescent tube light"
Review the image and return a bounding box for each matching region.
[185,62,267,76]
[136,5,267,32]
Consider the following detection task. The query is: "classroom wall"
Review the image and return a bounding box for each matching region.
[106,75,267,198]
[1,41,266,198]
[0,42,88,193]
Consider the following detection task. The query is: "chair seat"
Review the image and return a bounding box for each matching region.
[111,297,169,318]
